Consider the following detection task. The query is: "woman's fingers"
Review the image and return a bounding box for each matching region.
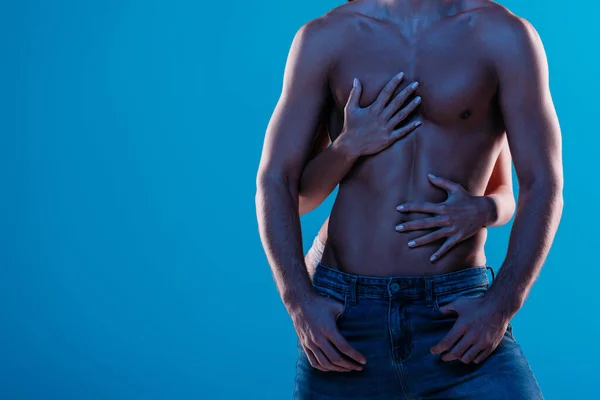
[428,173,463,194]
[372,72,406,111]
[429,235,462,262]
[407,227,453,248]
[396,202,441,214]
[388,120,422,143]
[386,95,421,129]
[395,216,451,232]
[382,81,420,121]
[345,78,363,111]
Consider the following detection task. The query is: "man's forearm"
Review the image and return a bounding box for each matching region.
[298,139,358,215]
[486,180,563,316]
[256,175,315,308]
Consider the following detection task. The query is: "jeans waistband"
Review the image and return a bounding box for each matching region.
[313,263,491,301]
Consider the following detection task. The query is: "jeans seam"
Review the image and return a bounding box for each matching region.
[312,280,348,293]
[435,282,488,297]
[398,363,416,400]
[388,299,413,400]
[336,291,351,323]
[432,295,443,315]
[432,285,488,315]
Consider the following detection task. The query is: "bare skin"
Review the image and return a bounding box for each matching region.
[299,74,515,278]
[256,0,562,372]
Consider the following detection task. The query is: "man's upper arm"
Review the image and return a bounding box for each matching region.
[257,21,334,187]
[487,13,563,191]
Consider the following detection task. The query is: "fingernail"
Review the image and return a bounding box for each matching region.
[428,173,436,178]
[414,96,421,103]
[415,120,422,126]
[430,255,437,262]
[408,241,416,247]
[396,205,405,210]
[396,225,404,231]
[353,78,358,87]
[411,81,419,89]
[397,72,404,79]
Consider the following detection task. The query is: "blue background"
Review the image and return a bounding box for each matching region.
[1,1,594,399]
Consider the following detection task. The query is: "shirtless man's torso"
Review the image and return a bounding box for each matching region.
[318,0,510,276]
[256,0,563,398]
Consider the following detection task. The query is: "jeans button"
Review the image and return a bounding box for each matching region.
[390,282,400,293]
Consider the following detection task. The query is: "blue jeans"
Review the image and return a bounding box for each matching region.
[294,263,543,400]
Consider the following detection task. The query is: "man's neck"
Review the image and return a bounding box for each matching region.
[361,0,461,20]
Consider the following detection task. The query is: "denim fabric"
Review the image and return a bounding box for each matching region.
[294,263,543,400]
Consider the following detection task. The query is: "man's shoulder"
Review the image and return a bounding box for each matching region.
[294,4,361,53]
[470,2,540,54]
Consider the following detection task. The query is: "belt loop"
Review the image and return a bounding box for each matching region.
[486,265,495,283]
[348,277,358,305]
[425,277,433,307]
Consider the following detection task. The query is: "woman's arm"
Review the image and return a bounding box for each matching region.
[298,74,422,216]
[395,138,516,262]
[297,127,354,216]
[483,139,516,227]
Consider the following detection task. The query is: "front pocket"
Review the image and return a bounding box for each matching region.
[433,284,489,315]
[313,283,350,323]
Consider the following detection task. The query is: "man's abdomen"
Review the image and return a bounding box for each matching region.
[323,194,488,276]
[321,127,496,276]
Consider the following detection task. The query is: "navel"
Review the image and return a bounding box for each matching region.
[459,109,471,120]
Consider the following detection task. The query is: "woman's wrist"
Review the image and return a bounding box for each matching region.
[478,195,498,227]
[331,131,361,162]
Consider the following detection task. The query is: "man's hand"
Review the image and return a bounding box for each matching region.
[396,173,492,262]
[431,295,510,365]
[290,293,367,372]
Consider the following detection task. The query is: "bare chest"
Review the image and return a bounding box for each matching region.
[329,16,498,128]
